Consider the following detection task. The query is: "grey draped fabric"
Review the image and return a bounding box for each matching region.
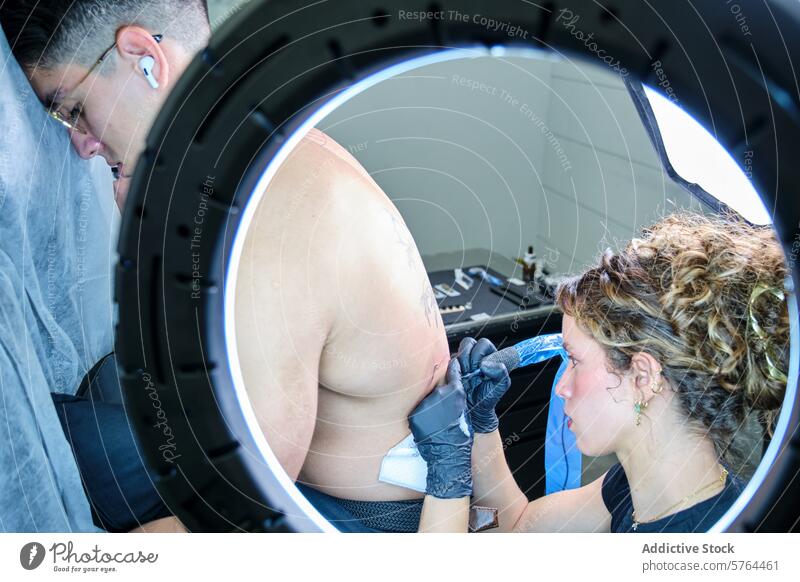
[1,25,118,532]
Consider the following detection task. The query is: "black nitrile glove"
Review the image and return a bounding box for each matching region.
[457,337,512,433]
[408,358,474,499]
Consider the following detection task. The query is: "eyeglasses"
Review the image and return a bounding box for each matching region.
[48,33,163,134]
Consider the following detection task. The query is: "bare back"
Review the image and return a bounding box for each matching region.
[234,129,449,501]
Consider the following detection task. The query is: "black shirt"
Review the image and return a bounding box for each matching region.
[601,462,746,533]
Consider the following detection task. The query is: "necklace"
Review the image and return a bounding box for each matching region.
[631,467,728,531]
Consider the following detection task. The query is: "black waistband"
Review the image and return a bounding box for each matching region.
[295,484,423,533]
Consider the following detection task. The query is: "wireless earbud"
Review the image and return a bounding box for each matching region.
[138,55,159,89]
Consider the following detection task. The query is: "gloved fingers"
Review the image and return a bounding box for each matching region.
[440,365,467,416]
[410,407,470,447]
[409,385,443,428]
[445,357,462,386]
[470,337,498,372]
[408,400,430,436]
[409,360,465,437]
[480,361,512,402]
[458,410,473,438]
[429,413,471,444]
[456,337,477,373]
[472,383,499,408]
[409,402,443,441]
[418,358,463,412]
[480,360,511,386]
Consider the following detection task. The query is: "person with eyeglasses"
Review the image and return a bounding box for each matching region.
[1,0,215,533]
[1,1,469,535]
[1,2,207,210]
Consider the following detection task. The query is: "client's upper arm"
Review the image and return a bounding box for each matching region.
[235,279,327,481]
[233,152,339,480]
[513,472,611,533]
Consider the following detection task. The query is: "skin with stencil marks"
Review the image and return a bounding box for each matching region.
[382,206,440,329]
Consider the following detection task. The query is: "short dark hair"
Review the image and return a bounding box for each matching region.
[1,0,210,70]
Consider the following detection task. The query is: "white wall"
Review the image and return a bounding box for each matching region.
[318,52,704,277]
[537,60,703,273]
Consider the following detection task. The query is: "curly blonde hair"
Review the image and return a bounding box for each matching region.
[556,212,789,464]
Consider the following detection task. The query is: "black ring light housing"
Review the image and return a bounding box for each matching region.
[116,0,800,532]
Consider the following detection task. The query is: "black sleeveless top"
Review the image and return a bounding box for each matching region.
[601,463,746,533]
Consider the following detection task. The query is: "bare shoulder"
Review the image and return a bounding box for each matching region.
[234,128,397,334]
[513,472,611,533]
[302,128,377,184]
[248,128,389,246]
[273,129,405,266]
[232,131,359,478]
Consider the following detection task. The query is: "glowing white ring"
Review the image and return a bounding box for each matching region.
[220,44,798,533]
[224,46,500,532]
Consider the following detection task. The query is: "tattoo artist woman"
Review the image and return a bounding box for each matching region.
[413,213,789,533]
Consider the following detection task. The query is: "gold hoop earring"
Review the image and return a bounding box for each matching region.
[651,379,663,394]
[634,399,648,426]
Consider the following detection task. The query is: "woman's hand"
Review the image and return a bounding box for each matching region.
[457,337,512,433]
[408,358,473,500]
